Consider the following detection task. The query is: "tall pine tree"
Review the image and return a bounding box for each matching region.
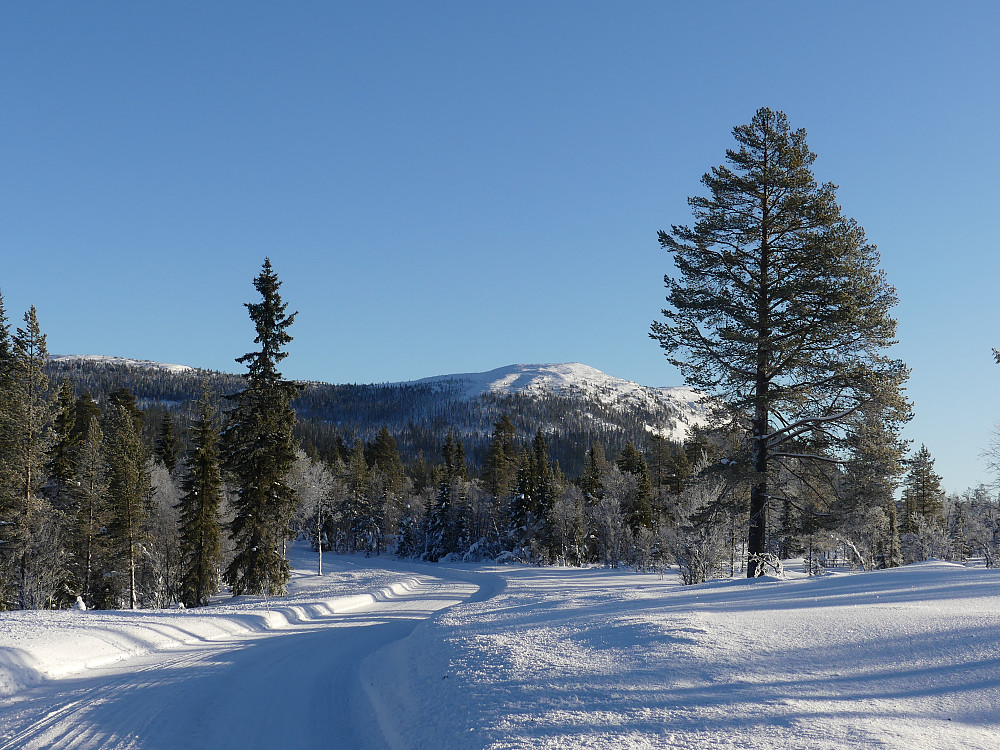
[0,292,16,606]
[155,411,182,475]
[224,259,300,596]
[483,415,519,499]
[104,401,152,609]
[6,307,58,608]
[900,444,945,533]
[73,416,108,607]
[177,390,224,607]
[46,379,79,513]
[651,108,910,576]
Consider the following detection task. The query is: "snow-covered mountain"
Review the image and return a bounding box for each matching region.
[408,362,709,442]
[51,354,196,375]
[46,356,710,465]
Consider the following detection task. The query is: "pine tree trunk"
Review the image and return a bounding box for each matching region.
[746,133,774,579]
[316,499,323,576]
[84,497,94,602]
[748,414,768,577]
[129,520,137,610]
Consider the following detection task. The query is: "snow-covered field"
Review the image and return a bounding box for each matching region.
[2,548,999,749]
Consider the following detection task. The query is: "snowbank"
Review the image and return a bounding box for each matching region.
[0,561,423,698]
[5,554,1000,749]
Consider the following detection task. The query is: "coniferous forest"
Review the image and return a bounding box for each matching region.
[3,110,1000,611]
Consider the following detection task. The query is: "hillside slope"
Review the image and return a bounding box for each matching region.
[46,356,709,472]
[408,362,707,440]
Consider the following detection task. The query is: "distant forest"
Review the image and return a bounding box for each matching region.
[45,358,690,477]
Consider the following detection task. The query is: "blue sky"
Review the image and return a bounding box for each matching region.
[2,2,998,492]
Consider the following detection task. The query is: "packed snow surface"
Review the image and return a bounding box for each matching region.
[2,550,999,749]
[50,354,196,375]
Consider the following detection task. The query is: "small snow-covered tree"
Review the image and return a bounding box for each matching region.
[900,445,945,534]
[104,401,152,609]
[592,467,634,568]
[290,450,335,575]
[146,461,181,606]
[668,478,735,585]
[548,484,586,566]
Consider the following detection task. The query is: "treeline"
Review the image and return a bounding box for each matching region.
[6,243,1000,611]
[0,287,701,608]
[45,361,692,479]
[0,301,187,609]
[6,296,1000,611]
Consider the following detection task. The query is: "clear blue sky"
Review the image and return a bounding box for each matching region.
[2,2,998,492]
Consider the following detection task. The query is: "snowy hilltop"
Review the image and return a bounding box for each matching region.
[50,354,196,375]
[46,357,711,473]
[408,362,709,442]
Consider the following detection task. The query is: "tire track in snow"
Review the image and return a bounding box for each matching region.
[0,574,487,750]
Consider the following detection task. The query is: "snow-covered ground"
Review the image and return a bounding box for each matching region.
[2,550,999,749]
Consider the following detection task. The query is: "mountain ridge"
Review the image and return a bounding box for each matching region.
[406,362,707,441]
[46,355,709,471]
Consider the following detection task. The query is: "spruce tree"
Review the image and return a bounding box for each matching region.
[345,440,376,553]
[8,307,55,511]
[177,390,223,607]
[5,307,58,608]
[616,441,654,531]
[901,444,945,533]
[0,290,12,429]
[838,410,907,569]
[73,416,108,606]
[0,292,16,605]
[651,108,910,576]
[224,259,300,596]
[883,500,903,568]
[0,290,10,366]
[426,430,466,561]
[581,443,609,500]
[509,431,556,557]
[529,430,554,517]
[155,411,182,475]
[47,379,79,512]
[367,426,406,495]
[483,416,518,499]
[104,401,152,609]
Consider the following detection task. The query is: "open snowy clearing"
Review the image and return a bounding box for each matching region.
[2,550,1000,750]
[399,560,1000,750]
[0,549,481,750]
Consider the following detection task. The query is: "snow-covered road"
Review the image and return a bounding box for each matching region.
[0,571,479,750]
[5,554,1000,749]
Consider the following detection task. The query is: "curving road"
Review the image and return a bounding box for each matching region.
[0,575,479,750]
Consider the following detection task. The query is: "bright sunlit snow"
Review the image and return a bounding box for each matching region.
[2,547,999,749]
[408,363,709,442]
[49,355,196,375]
